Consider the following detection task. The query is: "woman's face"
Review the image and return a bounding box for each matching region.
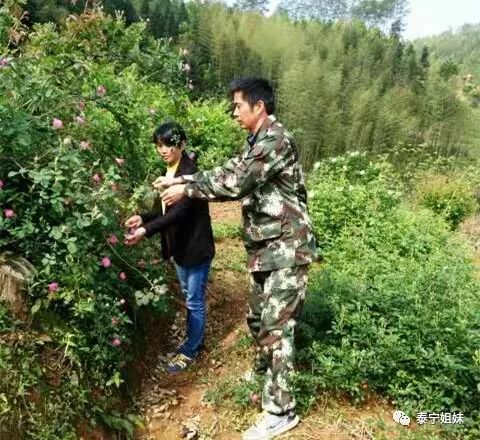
[156,142,183,165]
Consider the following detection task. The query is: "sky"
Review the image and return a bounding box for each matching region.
[403,0,480,40]
[265,0,480,41]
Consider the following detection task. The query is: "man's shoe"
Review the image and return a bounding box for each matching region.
[242,411,299,440]
[165,353,194,373]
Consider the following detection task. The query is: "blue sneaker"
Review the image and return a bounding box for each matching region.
[165,353,194,373]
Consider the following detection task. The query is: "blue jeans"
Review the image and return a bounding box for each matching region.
[174,259,211,358]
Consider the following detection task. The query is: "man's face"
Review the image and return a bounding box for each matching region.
[156,143,183,165]
[232,91,264,132]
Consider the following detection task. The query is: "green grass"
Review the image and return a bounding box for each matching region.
[212,222,242,241]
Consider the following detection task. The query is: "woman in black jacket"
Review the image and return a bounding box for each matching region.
[124,122,215,372]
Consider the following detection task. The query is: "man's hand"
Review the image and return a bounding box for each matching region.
[152,176,180,190]
[124,214,142,229]
[124,227,146,246]
[161,184,186,206]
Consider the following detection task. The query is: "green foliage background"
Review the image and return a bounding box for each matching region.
[2,0,480,439]
[0,5,239,438]
[299,154,480,439]
[182,4,480,168]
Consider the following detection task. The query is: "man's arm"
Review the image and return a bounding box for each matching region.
[182,134,294,201]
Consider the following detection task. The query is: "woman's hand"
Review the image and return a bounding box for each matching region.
[152,176,180,190]
[124,227,146,246]
[124,214,142,229]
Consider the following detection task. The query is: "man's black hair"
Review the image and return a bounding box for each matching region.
[152,121,187,147]
[229,77,275,115]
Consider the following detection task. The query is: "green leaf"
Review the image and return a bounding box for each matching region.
[31,299,42,315]
[67,241,77,254]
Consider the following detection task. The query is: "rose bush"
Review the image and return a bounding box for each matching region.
[0,7,238,439]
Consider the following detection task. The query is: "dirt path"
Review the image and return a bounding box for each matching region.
[134,202,412,440]
[134,201,249,439]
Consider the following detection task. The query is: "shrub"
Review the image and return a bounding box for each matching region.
[180,100,244,169]
[298,153,480,438]
[414,173,478,229]
[0,5,240,434]
[307,151,402,255]
[0,9,191,438]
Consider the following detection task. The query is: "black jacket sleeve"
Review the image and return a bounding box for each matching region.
[142,197,195,238]
[140,211,158,224]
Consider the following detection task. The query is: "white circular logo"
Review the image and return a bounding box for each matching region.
[393,410,410,426]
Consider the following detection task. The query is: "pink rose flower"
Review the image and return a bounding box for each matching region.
[119,272,127,281]
[0,57,10,68]
[101,256,111,268]
[80,141,91,150]
[74,115,85,125]
[96,85,107,96]
[92,173,102,184]
[4,209,15,218]
[112,337,121,346]
[48,282,59,292]
[107,234,119,245]
[52,118,63,129]
[115,157,125,166]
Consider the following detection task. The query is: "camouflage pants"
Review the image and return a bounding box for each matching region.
[247,264,309,415]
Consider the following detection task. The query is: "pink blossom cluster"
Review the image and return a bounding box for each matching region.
[4,209,15,218]
[52,118,63,129]
[101,256,111,268]
[0,57,10,68]
[96,85,107,96]
[107,234,119,245]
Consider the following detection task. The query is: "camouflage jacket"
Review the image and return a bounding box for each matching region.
[183,115,317,272]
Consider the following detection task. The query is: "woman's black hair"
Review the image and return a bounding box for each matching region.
[152,121,187,147]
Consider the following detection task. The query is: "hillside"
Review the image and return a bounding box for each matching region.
[414,23,480,78]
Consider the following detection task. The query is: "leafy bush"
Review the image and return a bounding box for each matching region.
[307,151,402,255]
[298,153,480,438]
[0,7,237,438]
[180,100,244,169]
[414,173,478,229]
[0,6,240,436]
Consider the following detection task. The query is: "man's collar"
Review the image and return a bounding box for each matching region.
[247,115,276,146]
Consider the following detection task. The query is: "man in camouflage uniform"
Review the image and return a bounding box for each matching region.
[159,77,316,440]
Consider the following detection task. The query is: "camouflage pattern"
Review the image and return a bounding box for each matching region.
[247,265,308,414]
[183,115,317,272]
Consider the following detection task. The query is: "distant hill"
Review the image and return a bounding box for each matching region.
[414,23,480,79]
